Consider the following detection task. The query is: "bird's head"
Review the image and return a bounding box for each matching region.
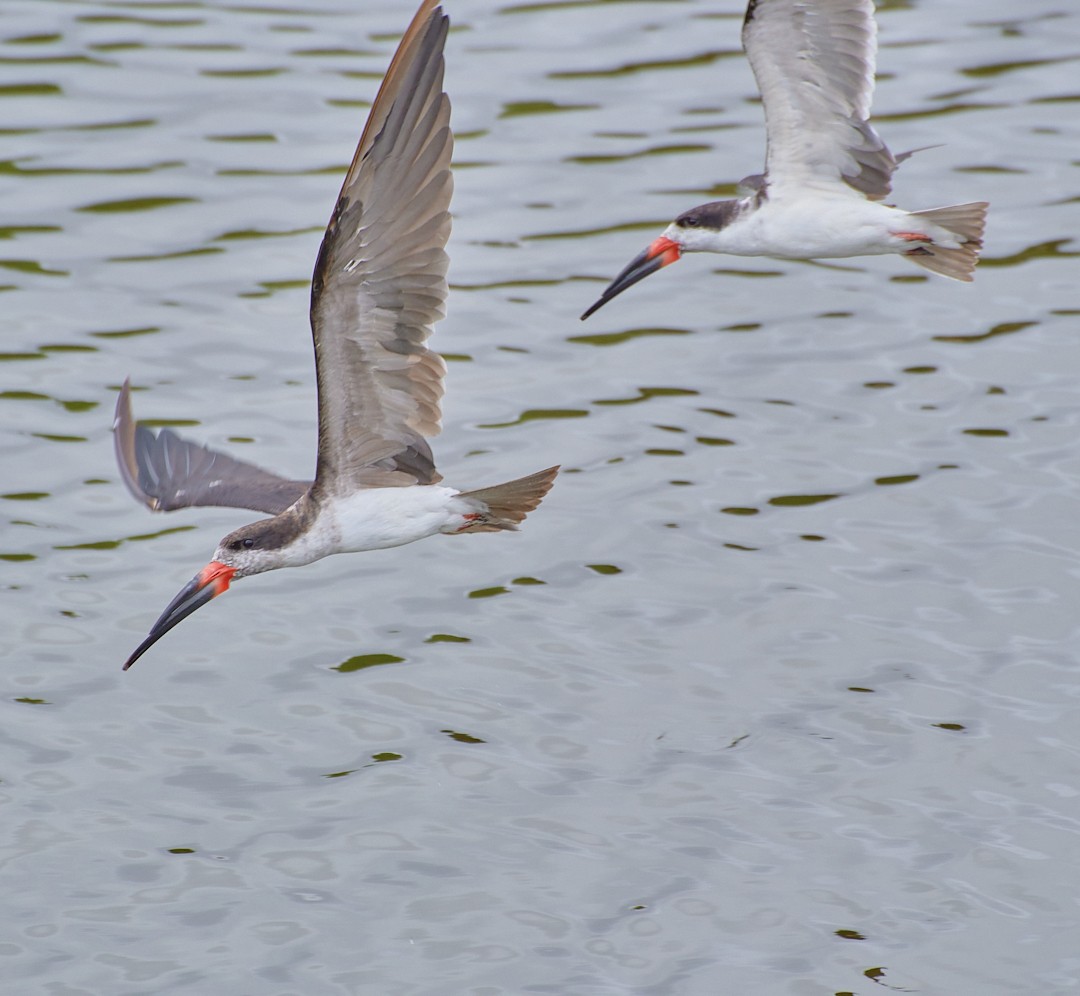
[666,200,741,252]
[212,520,286,580]
[580,199,741,319]
[121,518,296,671]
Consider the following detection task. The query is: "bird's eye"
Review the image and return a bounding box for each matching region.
[242,537,255,549]
[680,215,700,228]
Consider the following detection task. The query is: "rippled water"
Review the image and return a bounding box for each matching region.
[4,0,1080,992]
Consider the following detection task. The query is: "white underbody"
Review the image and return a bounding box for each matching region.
[320,486,475,557]
[233,486,477,573]
[671,193,962,260]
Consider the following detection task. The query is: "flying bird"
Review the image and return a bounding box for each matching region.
[115,0,558,670]
[581,0,988,319]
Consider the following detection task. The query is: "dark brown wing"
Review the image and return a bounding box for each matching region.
[309,0,451,494]
[113,379,310,515]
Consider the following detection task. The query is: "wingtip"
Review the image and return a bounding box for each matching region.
[113,376,150,508]
[113,376,131,431]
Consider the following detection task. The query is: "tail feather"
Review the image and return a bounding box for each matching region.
[905,201,988,282]
[456,465,559,532]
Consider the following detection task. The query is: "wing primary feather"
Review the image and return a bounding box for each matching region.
[112,380,310,515]
[743,0,903,200]
[309,1,452,496]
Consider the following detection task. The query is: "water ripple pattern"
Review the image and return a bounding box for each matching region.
[3,0,1080,993]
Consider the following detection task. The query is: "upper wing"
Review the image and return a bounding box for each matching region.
[743,0,900,200]
[113,380,310,516]
[309,0,452,493]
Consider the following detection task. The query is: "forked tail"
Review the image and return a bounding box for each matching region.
[904,201,989,281]
[456,466,560,532]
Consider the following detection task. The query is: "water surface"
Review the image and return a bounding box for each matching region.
[4,1,1080,993]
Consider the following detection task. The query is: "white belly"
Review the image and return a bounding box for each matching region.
[331,485,467,553]
[694,198,914,259]
[271,486,469,569]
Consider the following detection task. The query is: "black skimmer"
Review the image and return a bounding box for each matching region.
[581,0,989,320]
[115,0,558,671]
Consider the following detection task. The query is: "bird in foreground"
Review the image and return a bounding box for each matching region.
[115,0,558,670]
[581,0,988,320]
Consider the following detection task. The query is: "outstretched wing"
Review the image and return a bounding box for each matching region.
[113,379,310,515]
[309,0,452,494]
[743,0,900,200]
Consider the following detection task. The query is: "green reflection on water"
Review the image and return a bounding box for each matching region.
[594,386,698,406]
[6,33,61,45]
[73,117,156,132]
[89,327,159,339]
[0,259,67,276]
[77,15,205,27]
[525,220,661,241]
[291,47,376,58]
[979,240,1079,267]
[768,494,842,507]
[962,56,1078,78]
[442,729,485,744]
[478,408,588,429]
[452,278,561,292]
[216,226,319,241]
[875,102,1006,122]
[934,320,1036,344]
[587,564,621,575]
[0,83,61,97]
[207,133,278,143]
[0,160,181,177]
[0,224,60,239]
[569,327,687,347]
[77,196,196,214]
[568,143,711,165]
[550,49,737,80]
[333,653,405,673]
[200,68,287,78]
[240,278,309,298]
[875,474,919,486]
[0,55,107,69]
[110,247,224,263]
[500,100,596,118]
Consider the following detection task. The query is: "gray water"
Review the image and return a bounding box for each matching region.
[4,1,1080,993]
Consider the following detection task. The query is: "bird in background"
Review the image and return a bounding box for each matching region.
[581,0,989,320]
[115,0,558,670]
